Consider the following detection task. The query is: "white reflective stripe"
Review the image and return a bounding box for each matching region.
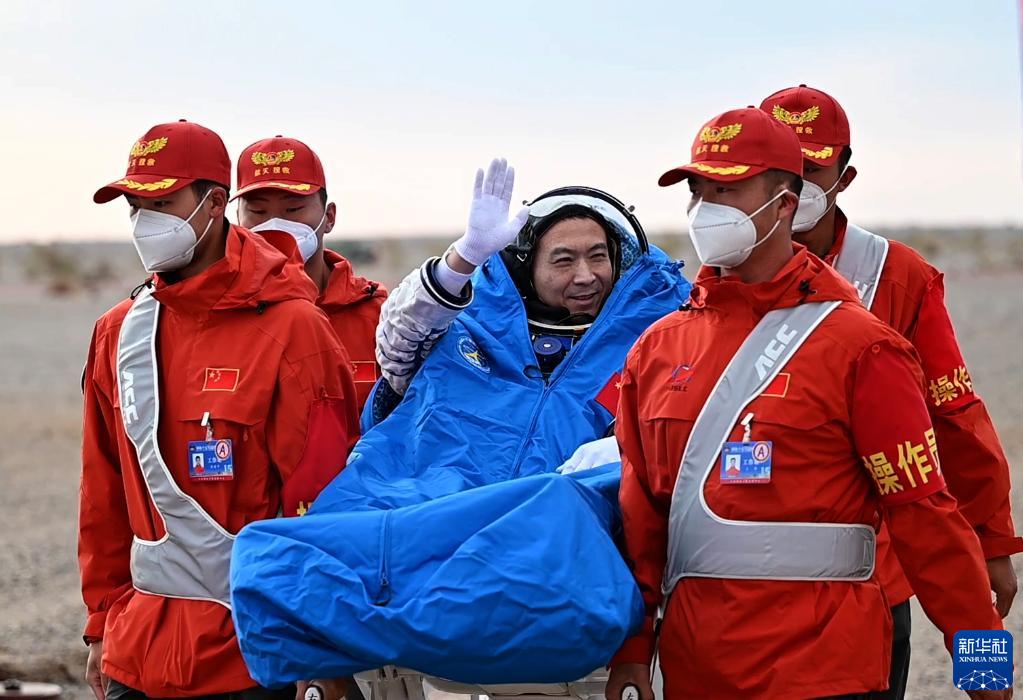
[834,224,889,312]
[664,300,876,592]
[116,287,235,607]
[119,291,234,539]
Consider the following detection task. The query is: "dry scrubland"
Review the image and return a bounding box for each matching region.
[1,229,1021,697]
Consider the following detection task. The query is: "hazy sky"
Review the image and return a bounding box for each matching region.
[2,0,1021,242]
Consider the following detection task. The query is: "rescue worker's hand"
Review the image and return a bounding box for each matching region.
[452,158,529,267]
[85,640,106,700]
[986,555,1018,618]
[966,688,1012,699]
[557,436,621,475]
[606,663,654,700]
[296,679,348,700]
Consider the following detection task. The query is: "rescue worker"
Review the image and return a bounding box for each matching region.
[79,120,360,700]
[759,84,1022,699]
[605,108,1006,700]
[234,135,387,411]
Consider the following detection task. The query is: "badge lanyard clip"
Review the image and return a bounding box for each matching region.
[201,411,214,441]
[740,413,754,443]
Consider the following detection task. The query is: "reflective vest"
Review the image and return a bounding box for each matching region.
[663,300,876,594]
[116,287,234,608]
[834,224,889,312]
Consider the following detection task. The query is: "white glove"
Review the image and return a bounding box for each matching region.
[556,436,621,475]
[452,158,530,267]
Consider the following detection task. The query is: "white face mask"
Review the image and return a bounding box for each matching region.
[687,189,789,268]
[250,210,326,263]
[130,189,214,273]
[792,167,847,233]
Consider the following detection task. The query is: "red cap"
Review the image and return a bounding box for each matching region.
[233,136,326,200]
[93,120,231,204]
[759,85,850,166]
[658,107,804,186]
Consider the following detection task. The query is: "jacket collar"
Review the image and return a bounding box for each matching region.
[152,225,316,316]
[690,244,859,319]
[317,248,384,311]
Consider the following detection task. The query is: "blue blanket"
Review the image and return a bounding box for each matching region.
[230,247,690,685]
[231,466,642,684]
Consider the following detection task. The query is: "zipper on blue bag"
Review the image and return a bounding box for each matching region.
[509,259,650,476]
[375,511,393,605]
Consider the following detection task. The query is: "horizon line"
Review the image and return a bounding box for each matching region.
[5,221,1023,246]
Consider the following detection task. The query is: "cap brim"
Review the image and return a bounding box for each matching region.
[230,180,322,201]
[93,175,193,204]
[798,141,842,166]
[658,161,768,186]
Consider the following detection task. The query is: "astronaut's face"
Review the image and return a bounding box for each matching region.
[532,217,613,317]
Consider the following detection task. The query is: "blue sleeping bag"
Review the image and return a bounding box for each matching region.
[231,465,639,685]
[231,243,691,685]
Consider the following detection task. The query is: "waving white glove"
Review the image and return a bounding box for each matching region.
[452,158,530,267]
[556,436,621,475]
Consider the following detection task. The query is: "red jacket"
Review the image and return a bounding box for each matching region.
[613,247,1000,699]
[318,248,387,411]
[827,211,1022,605]
[79,226,360,697]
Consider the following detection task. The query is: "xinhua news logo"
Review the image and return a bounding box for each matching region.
[952,630,1013,692]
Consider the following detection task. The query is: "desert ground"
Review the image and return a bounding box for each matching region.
[0,230,1020,698]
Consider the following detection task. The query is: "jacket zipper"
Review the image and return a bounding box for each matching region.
[508,260,651,477]
[375,511,393,605]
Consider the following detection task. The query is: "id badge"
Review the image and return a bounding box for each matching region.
[188,439,234,481]
[720,440,772,484]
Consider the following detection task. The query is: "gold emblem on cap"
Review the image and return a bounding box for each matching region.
[801,146,834,160]
[115,177,178,192]
[687,163,750,176]
[251,150,296,167]
[772,105,820,125]
[699,124,743,144]
[130,137,169,158]
[253,181,312,191]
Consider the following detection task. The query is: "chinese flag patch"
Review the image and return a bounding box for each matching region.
[596,372,623,415]
[761,372,790,398]
[351,361,378,383]
[203,368,240,392]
